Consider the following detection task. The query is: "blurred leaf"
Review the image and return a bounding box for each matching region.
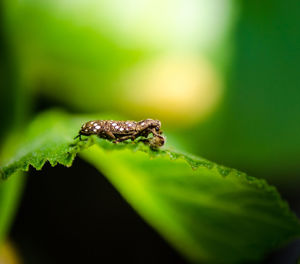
[0,109,299,263]
[81,146,300,263]
[0,172,24,245]
[0,135,25,245]
[3,0,235,123]
[179,0,300,181]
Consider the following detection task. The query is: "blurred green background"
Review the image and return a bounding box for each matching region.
[1,0,300,263]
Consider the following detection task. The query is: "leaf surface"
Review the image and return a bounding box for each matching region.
[0,110,299,263]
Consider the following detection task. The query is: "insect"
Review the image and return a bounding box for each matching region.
[75,119,165,148]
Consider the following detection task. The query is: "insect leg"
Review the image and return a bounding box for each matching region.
[113,132,140,143]
[74,134,83,140]
[150,128,163,138]
[104,131,116,139]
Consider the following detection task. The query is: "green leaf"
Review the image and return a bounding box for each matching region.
[0,109,299,263]
[0,110,92,179]
[0,136,26,245]
[0,172,24,245]
[81,145,300,263]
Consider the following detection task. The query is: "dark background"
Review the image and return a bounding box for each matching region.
[11,158,187,264]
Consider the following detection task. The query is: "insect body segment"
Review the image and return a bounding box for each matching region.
[76,119,165,148]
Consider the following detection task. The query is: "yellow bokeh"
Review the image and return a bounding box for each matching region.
[0,241,22,264]
[120,54,223,126]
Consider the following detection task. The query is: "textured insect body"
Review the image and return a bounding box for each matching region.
[76,119,165,148]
